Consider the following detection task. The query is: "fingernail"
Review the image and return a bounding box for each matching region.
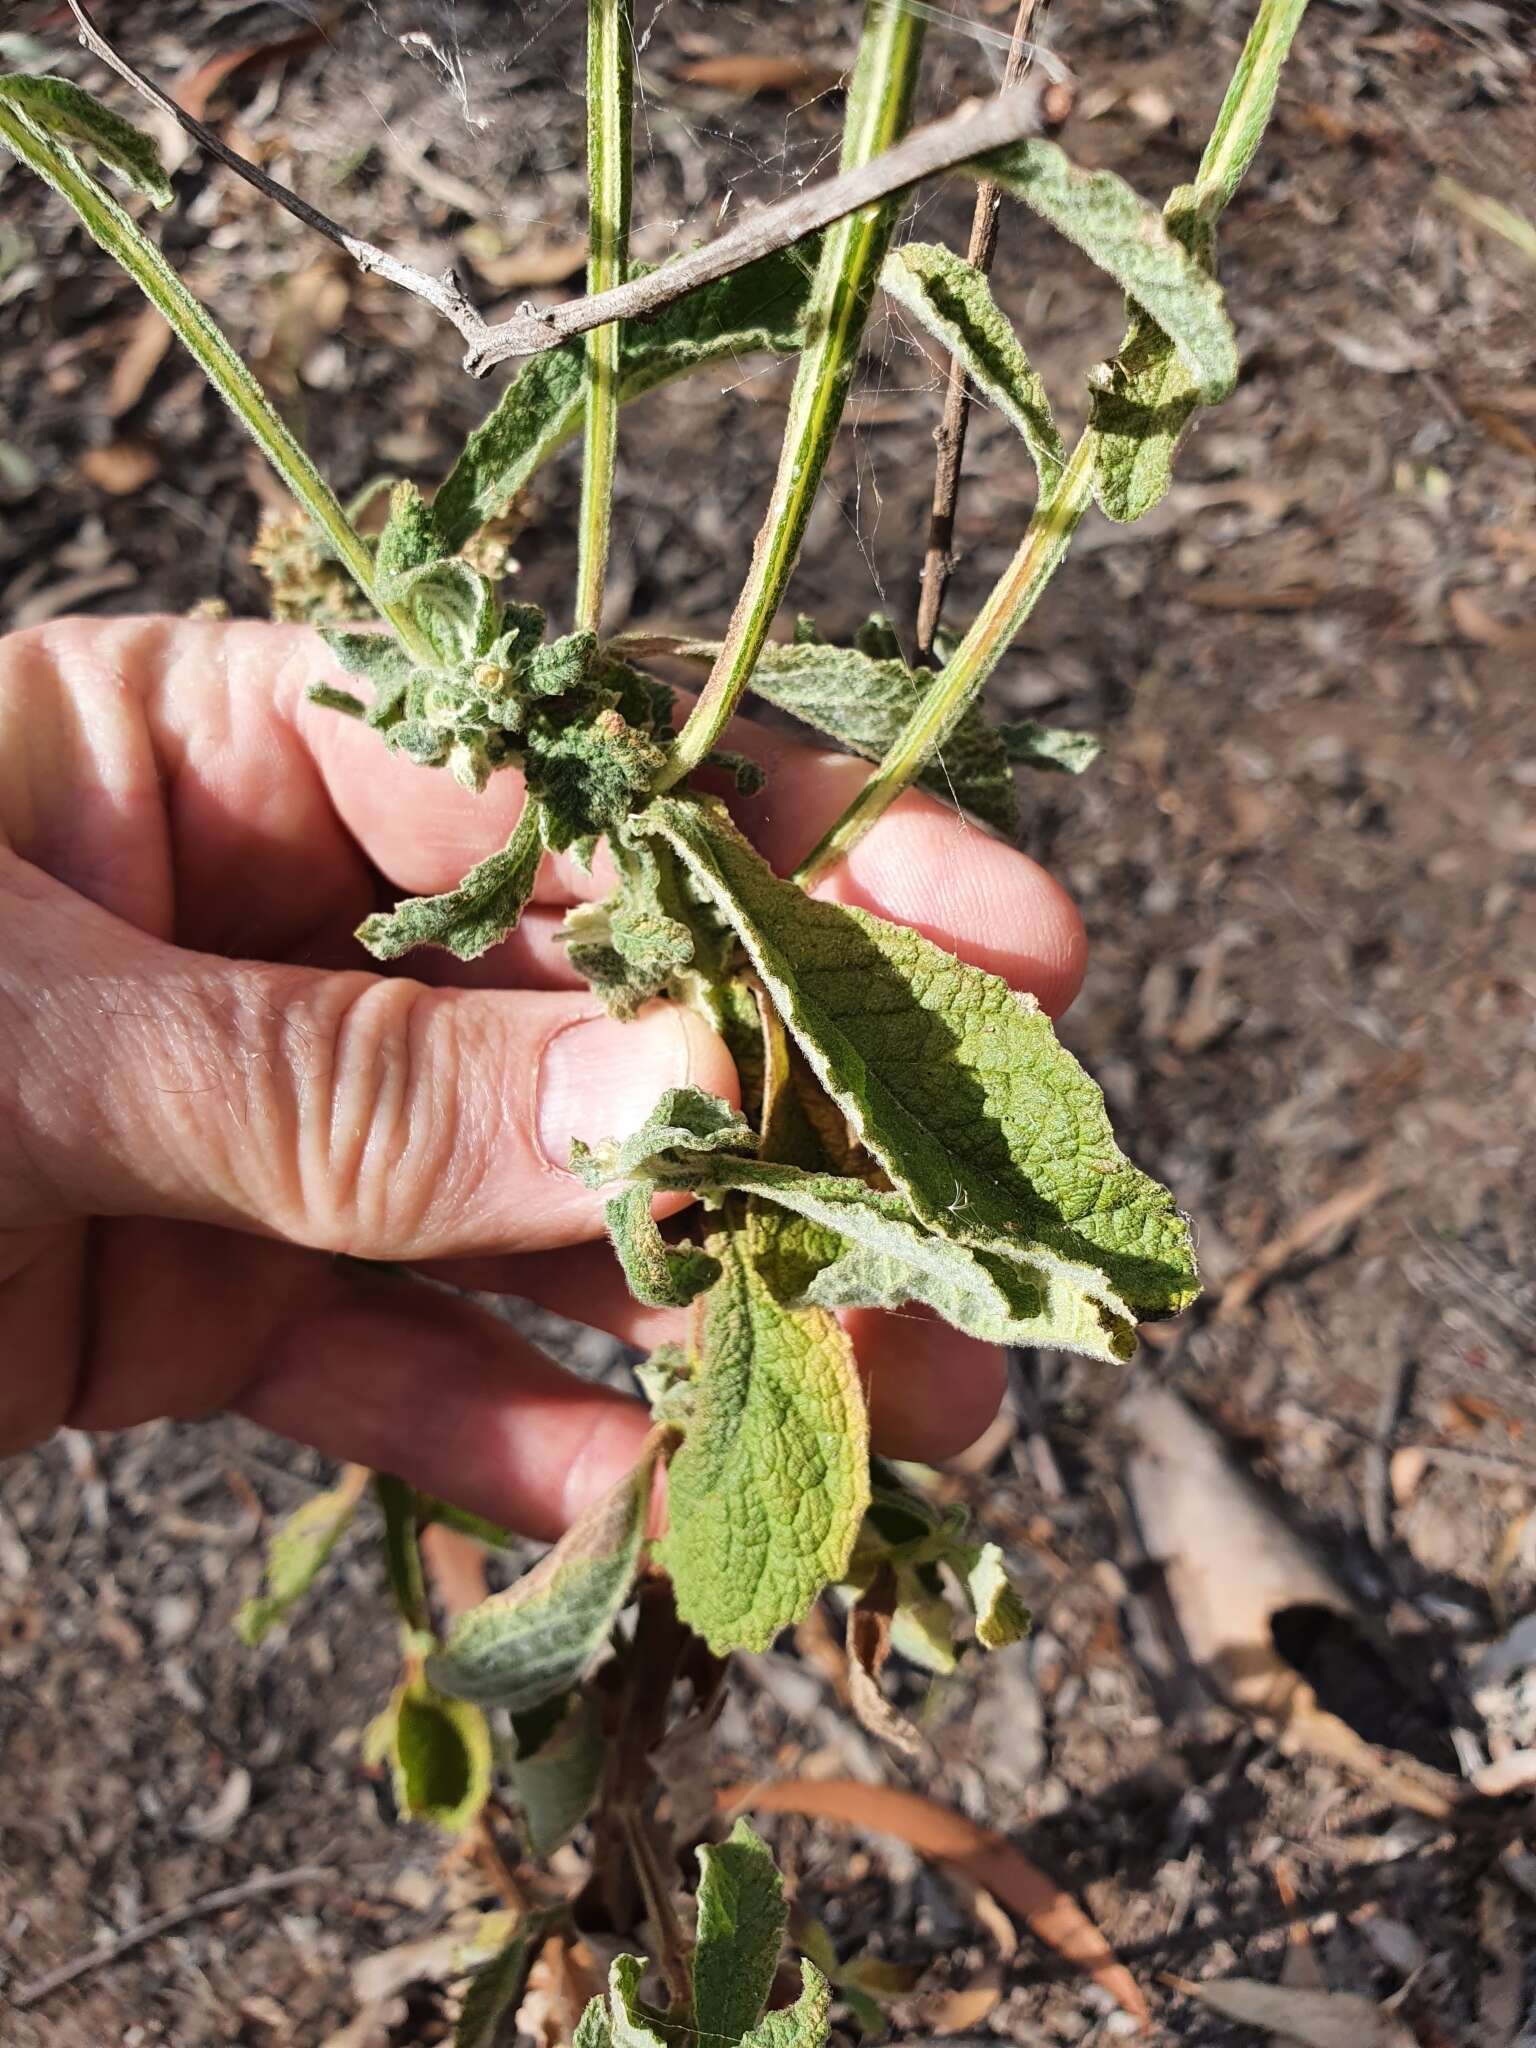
[536,1004,704,1172]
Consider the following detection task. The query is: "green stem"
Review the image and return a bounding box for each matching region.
[575,0,634,634]
[659,0,926,789]
[799,0,1311,883]
[1192,0,1311,213]
[795,426,1097,889]
[0,104,434,665]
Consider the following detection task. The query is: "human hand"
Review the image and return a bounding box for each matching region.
[0,616,1085,1538]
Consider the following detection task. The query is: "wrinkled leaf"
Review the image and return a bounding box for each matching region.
[606,1955,672,2048]
[693,1820,789,2041]
[847,1569,925,1757]
[574,1996,617,2048]
[628,636,1018,835]
[455,1926,536,2048]
[978,139,1237,404]
[0,76,172,206]
[235,1467,366,1645]
[739,1961,834,2048]
[571,1085,756,1186]
[432,245,815,551]
[508,1692,605,1855]
[1088,188,1216,523]
[659,1223,870,1655]
[380,1676,494,1834]
[638,798,1198,1319]
[429,1444,655,1709]
[880,241,1063,492]
[596,1094,1138,1362]
[604,1182,722,1309]
[357,799,545,962]
[962,1543,1031,1650]
[1000,718,1101,776]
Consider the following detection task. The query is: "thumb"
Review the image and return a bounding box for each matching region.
[1,856,736,1258]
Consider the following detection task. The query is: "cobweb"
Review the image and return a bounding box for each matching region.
[274,0,1050,689]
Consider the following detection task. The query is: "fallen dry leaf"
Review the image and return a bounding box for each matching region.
[721,1777,1150,2030]
[1217,1176,1386,1318]
[1165,1975,1414,2047]
[929,1976,1003,2034]
[175,21,334,121]
[1448,588,1536,653]
[678,54,838,96]
[79,442,159,495]
[106,309,172,418]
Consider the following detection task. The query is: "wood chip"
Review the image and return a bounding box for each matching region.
[79,441,159,494]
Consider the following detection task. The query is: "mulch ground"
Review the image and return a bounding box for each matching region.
[2,1,1534,2041]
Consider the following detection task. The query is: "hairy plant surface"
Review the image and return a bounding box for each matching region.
[1,2,1309,2033]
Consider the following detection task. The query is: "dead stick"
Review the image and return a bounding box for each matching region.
[12,1866,332,2009]
[914,0,1043,662]
[66,0,1043,378]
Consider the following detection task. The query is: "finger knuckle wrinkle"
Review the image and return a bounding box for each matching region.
[288,976,472,1256]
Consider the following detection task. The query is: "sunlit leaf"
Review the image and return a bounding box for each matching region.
[429,1444,655,1710]
[357,799,545,962]
[638,798,1198,1320]
[659,1222,869,1655]
[880,240,1063,492]
[0,75,171,205]
[694,1820,789,2042]
[234,1467,366,1645]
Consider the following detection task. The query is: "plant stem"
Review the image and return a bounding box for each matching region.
[1191,0,1311,212]
[795,425,1097,888]
[659,0,927,789]
[575,0,634,634]
[0,104,433,665]
[800,0,1311,884]
[913,0,1040,663]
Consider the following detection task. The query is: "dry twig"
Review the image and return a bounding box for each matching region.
[67,0,1044,377]
[13,1866,332,2008]
[915,0,1045,660]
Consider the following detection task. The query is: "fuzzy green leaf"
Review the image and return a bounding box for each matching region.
[739,1962,833,2048]
[356,799,545,962]
[454,1926,535,2048]
[571,1085,756,1186]
[605,1957,672,2048]
[428,1445,654,1709]
[574,2000,617,2048]
[432,245,816,552]
[1001,718,1101,776]
[963,1542,1031,1650]
[978,140,1237,404]
[658,1224,869,1655]
[639,798,1199,1319]
[693,1820,789,2042]
[721,1162,1138,1366]
[880,241,1063,492]
[508,1693,604,1855]
[604,1182,722,1309]
[593,1099,1136,1364]
[383,1677,494,1834]
[562,841,698,1020]
[1088,188,1216,523]
[234,1472,363,1645]
[0,76,171,205]
[632,637,1017,836]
